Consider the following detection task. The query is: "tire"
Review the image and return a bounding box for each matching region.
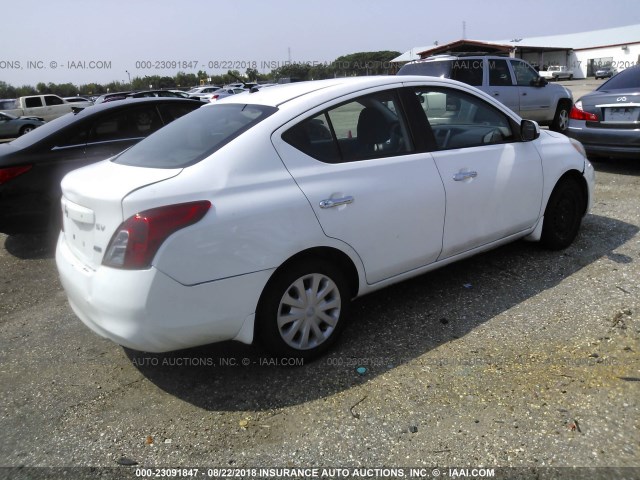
[541,178,585,250]
[256,259,350,360]
[19,125,35,136]
[551,102,570,132]
[569,74,573,80]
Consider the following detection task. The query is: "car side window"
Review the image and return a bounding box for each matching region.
[24,97,43,108]
[489,59,513,86]
[510,60,539,87]
[282,90,413,163]
[414,87,514,150]
[45,95,64,106]
[89,106,163,143]
[450,59,484,86]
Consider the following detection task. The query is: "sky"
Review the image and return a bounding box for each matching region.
[2,0,639,87]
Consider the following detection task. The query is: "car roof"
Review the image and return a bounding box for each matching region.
[4,98,202,150]
[214,76,451,108]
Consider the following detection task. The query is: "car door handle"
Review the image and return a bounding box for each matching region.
[493,92,500,96]
[319,196,354,209]
[453,171,477,181]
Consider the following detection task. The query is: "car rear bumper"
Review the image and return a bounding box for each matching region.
[566,122,640,159]
[56,233,274,352]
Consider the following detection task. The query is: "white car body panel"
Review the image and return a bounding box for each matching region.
[432,142,543,258]
[273,137,446,285]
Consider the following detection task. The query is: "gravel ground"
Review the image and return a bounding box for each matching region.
[1,107,639,478]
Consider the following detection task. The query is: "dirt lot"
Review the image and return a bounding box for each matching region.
[1,81,639,480]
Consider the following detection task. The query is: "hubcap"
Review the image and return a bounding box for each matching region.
[277,273,341,350]
[558,110,569,130]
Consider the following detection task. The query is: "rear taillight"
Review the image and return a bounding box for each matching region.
[103,201,211,269]
[209,95,219,102]
[0,165,32,185]
[569,101,599,122]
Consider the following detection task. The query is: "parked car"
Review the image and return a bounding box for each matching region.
[56,76,594,359]
[208,88,247,102]
[0,98,202,234]
[0,99,17,110]
[126,90,187,99]
[566,65,640,159]
[398,55,573,132]
[64,96,93,104]
[168,90,192,98]
[93,92,134,104]
[0,112,45,140]
[594,66,617,79]
[186,86,222,101]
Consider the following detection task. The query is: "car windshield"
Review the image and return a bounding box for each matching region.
[598,67,640,91]
[113,103,277,168]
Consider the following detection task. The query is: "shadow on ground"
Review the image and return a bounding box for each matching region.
[123,213,638,411]
[589,156,640,176]
[3,232,56,260]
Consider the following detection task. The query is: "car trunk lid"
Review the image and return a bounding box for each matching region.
[582,91,640,128]
[60,160,181,269]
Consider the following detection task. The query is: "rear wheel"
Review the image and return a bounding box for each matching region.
[541,178,585,250]
[256,259,350,360]
[19,125,35,136]
[551,102,570,132]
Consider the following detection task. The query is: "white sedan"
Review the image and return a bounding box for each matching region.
[56,76,594,359]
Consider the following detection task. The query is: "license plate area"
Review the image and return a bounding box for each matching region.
[604,107,639,123]
[62,197,97,267]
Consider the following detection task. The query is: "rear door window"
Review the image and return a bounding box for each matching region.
[282,90,413,163]
[489,59,514,86]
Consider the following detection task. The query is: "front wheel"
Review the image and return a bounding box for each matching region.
[551,103,570,132]
[541,178,585,250]
[256,259,351,360]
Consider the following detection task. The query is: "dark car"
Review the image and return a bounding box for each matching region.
[0,98,201,234]
[595,66,617,79]
[0,112,45,140]
[566,65,640,160]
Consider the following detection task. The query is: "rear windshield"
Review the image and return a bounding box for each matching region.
[113,103,277,168]
[598,67,640,91]
[398,60,484,86]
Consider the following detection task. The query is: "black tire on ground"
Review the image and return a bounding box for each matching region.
[569,74,573,80]
[551,102,570,132]
[256,258,351,360]
[19,125,35,136]
[541,178,585,250]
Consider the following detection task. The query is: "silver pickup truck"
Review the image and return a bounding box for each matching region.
[0,94,92,122]
[398,55,573,132]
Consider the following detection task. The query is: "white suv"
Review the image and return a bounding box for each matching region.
[398,55,573,132]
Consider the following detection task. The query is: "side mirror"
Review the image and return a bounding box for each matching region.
[521,119,540,141]
[531,76,548,87]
